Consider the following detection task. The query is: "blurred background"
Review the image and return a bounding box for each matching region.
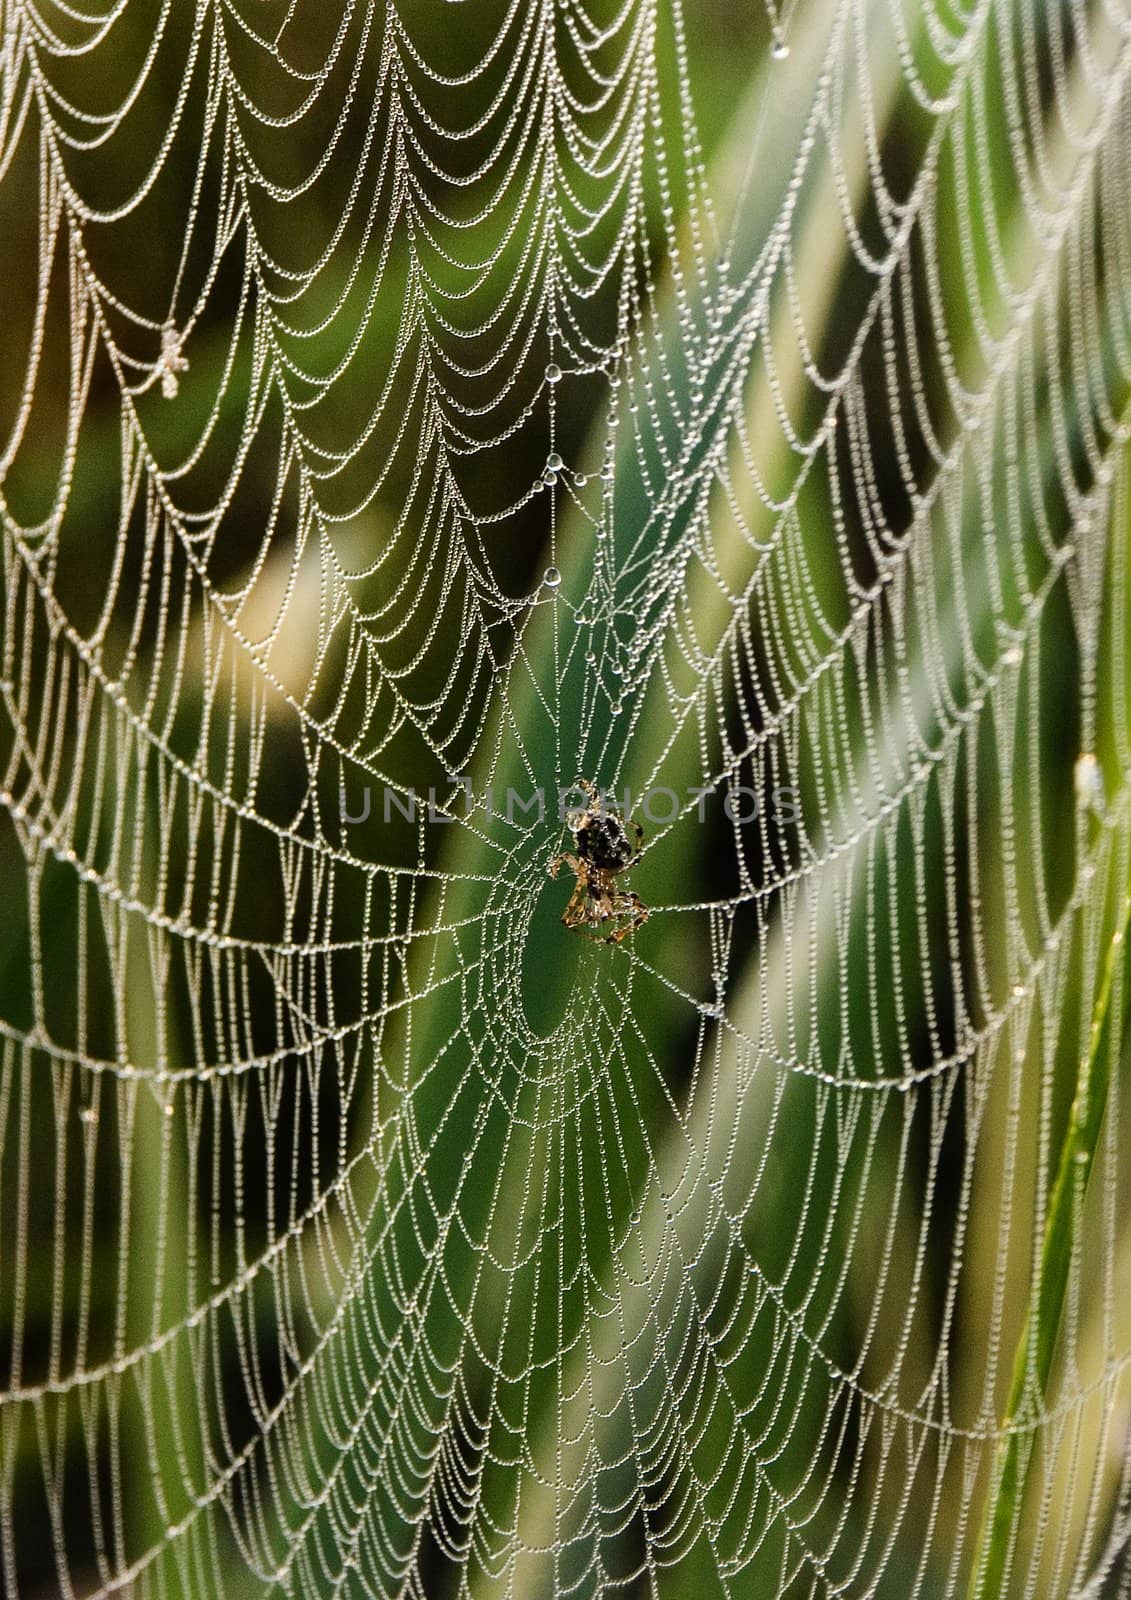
[1,0,1130,1596]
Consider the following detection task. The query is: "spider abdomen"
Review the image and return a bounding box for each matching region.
[577,814,634,871]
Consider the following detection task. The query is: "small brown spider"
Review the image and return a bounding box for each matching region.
[548,780,649,944]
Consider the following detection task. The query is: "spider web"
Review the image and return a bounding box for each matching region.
[2,0,1131,1596]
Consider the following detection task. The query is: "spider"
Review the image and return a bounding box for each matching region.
[548,780,650,944]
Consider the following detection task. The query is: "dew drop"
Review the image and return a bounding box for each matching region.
[600,464,614,482]
[574,472,588,487]
[542,468,558,486]
[546,362,563,385]
[1073,1147,1089,1166]
[1075,752,1105,811]
[770,37,790,60]
[543,566,561,589]
[584,651,596,665]
[79,1105,98,1125]
[546,452,563,473]
[610,699,623,716]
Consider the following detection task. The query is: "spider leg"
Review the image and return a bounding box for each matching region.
[560,872,593,931]
[568,871,619,940]
[548,852,581,880]
[604,890,649,945]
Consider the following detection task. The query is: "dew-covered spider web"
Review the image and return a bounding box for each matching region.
[3,0,1131,1596]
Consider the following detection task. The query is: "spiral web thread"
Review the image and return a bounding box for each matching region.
[3,0,1131,1595]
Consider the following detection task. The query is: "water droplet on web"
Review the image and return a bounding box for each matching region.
[610,699,623,716]
[543,567,561,589]
[1075,752,1105,812]
[79,1105,98,1125]
[546,452,563,473]
[1073,1147,1089,1166]
[574,472,588,487]
[546,362,562,385]
[542,468,558,486]
[770,37,790,60]
[584,650,596,665]
[600,465,614,482]
[1011,983,1027,999]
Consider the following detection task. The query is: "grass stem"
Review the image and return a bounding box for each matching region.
[967,883,1131,1599]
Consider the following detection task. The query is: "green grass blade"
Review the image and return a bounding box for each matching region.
[967,881,1131,1600]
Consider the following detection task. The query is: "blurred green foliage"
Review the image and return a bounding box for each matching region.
[1,2,1130,1598]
